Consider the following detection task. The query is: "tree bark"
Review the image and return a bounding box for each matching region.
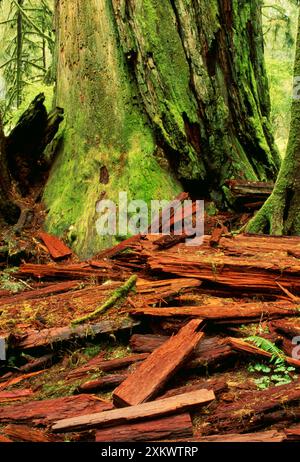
[44,0,280,257]
[246,8,300,235]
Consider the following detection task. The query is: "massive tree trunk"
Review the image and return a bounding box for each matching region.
[44,0,280,257]
[246,9,300,235]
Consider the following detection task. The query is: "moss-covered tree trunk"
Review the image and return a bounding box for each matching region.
[246,9,300,235]
[44,0,280,256]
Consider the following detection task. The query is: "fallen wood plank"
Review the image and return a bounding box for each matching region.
[0,370,44,391]
[3,424,59,442]
[38,232,72,260]
[0,389,33,402]
[227,337,300,368]
[285,424,300,441]
[181,430,286,443]
[210,226,228,247]
[19,354,54,373]
[130,334,168,353]
[113,319,205,407]
[270,319,300,338]
[11,318,139,350]
[147,250,300,294]
[67,354,149,381]
[95,413,193,442]
[78,374,128,393]
[0,395,113,426]
[0,434,12,442]
[17,262,125,281]
[159,377,228,399]
[94,235,142,260]
[204,379,300,434]
[0,281,81,306]
[128,301,299,322]
[130,334,235,370]
[153,234,188,250]
[52,389,215,433]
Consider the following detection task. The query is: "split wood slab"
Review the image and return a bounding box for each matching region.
[52,388,215,433]
[113,319,205,406]
[95,413,193,442]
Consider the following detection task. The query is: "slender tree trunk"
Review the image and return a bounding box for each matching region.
[44,0,280,257]
[246,9,300,235]
[16,0,24,108]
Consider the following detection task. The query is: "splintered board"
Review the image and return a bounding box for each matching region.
[52,389,215,433]
[113,319,205,407]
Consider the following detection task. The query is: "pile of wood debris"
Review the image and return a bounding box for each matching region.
[1,192,300,443]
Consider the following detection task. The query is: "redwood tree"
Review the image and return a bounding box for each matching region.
[247,6,300,235]
[43,0,280,256]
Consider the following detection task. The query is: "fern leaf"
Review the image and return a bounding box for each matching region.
[245,336,286,364]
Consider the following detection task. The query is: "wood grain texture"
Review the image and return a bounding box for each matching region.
[113,319,205,406]
[52,389,215,433]
[95,413,193,442]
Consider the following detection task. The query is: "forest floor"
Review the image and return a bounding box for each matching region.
[0,191,300,443]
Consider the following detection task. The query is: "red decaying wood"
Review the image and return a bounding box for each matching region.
[0,281,80,306]
[0,395,113,426]
[11,318,139,349]
[17,262,126,280]
[183,430,286,443]
[78,374,128,393]
[3,424,60,442]
[0,434,13,442]
[38,232,73,260]
[94,234,142,260]
[0,389,33,402]
[130,334,168,353]
[52,389,215,433]
[203,379,300,434]
[210,226,228,247]
[130,334,235,370]
[95,413,193,442]
[227,337,300,368]
[113,319,205,407]
[270,319,300,338]
[158,376,228,400]
[67,353,149,381]
[285,424,300,441]
[0,371,44,391]
[128,300,299,323]
[147,252,300,294]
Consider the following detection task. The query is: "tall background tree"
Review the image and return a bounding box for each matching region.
[42,0,281,257]
[0,0,54,120]
[247,3,300,235]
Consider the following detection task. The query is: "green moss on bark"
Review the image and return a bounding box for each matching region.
[247,9,300,236]
[44,0,281,256]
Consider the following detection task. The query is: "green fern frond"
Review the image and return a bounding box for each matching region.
[245,336,286,365]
